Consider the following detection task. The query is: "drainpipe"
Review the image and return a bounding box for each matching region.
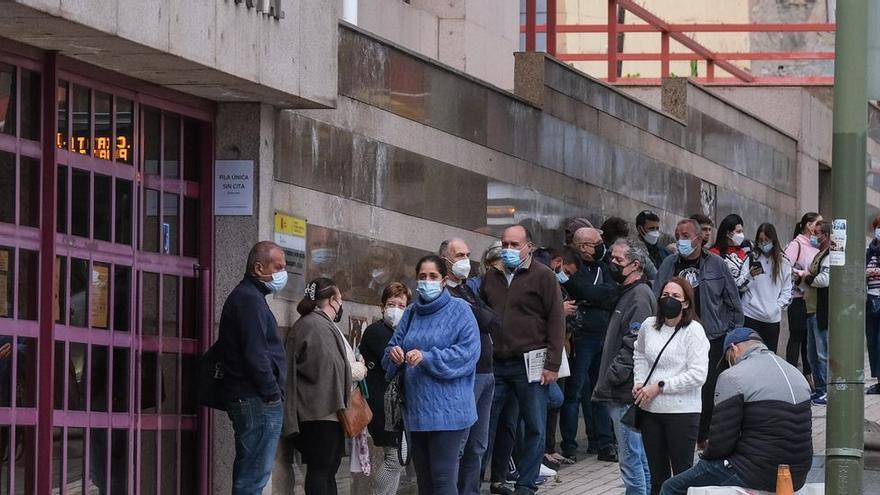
[343,0,358,25]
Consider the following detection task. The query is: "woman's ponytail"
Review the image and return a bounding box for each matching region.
[296,277,338,316]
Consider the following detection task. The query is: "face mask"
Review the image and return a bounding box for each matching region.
[416,280,443,301]
[810,235,820,248]
[451,259,471,280]
[759,242,773,255]
[643,230,661,246]
[383,307,404,328]
[875,228,880,241]
[730,232,745,247]
[311,248,336,266]
[556,270,570,284]
[501,248,523,270]
[331,300,344,323]
[659,296,683,320]
[607,262,630,284]
[371,268,389,283]
[591,243,607,261]
[677,239,696,257]
[262,270,288,294]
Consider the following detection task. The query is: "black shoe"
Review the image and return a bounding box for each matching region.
[560,450,577,462]
[490,482,515,495]
[542,455,561,471]
[867,383,880,395]
[597,448,619,463]
[586,444,598,455]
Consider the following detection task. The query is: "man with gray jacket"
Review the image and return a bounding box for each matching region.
[654,218,743,445]
[593,239,656,494]
[659,328,812,494]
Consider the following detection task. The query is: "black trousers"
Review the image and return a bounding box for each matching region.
[698,336,724,443]
[640,411,700,495]
[744,316,781,353]
[294,421,345,495]
[786,298,811,375]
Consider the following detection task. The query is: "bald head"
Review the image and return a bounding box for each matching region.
[573,227,602,245]
[573,227,604,262]
[246,241,285,279]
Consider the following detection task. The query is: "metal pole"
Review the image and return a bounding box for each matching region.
[826,0,869,493]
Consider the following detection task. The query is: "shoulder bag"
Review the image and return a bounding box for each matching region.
[338,380,373,438]
[620,326,682,432]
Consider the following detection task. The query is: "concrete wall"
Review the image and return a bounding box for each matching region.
[2,0,338,107]
[354,0,519,89]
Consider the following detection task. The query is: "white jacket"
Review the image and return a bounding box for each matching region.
[737,254,793,324]
[634,317,710,414]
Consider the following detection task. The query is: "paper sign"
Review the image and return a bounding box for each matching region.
[830,219,847,267]
[524,348,571,383]
[214,160,254,216]
[274,211,307,300]
[91,264,110,329]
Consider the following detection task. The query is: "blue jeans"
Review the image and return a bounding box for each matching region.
[606,403,650,495]
[806,314,828,395]
[548,382,564,409]
[487,359,549,491]
[459,373,495,495]
[412,429,469,495]
[560,336,614,453]
[659,459,745,495]
[227,397,284,495]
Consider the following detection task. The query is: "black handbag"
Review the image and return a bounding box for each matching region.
[621,326,681,432]
[197,340,227,411]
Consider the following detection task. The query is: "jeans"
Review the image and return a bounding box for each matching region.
[867,295,880,378]
[560,336,614,453]
[411,429,469,495]
[459,373,495,495]
[548,382,564,409]
[487,358,549,491]
[806,314,828,395]
[639,411,700,495]
[659,459,745,495]
[606,403,650,495]
[227,397,284,495]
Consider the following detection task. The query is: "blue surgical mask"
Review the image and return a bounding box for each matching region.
[262,270,288,294]
[501,248,523,269]
[416,280,443,301]
[556,270,570,284]
[874,228,880,241]
[759,242,773,254]
[810,235,820,248]
[677,239,696,257]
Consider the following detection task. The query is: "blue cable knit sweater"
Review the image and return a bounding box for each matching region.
[383,290,480,432]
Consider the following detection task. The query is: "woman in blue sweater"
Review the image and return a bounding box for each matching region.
[384,255,481,495]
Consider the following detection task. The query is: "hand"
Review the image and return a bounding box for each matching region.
[405,350,424,367]
[563,300,577,317]
[749,266,763,278]
[389,346,405,365]
[541,369,559,385]
[634,383,661,407]
[0,343,10,360]
[632,383,643,399]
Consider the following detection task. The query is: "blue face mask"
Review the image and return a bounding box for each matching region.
[677,239,696,257]
[416,280,443,301]
[501,248,523,269]
[262,270,288,294]
[556,270,570,284]
[759,242,773,254]
[874,228,880,241]
[810,235,820,248]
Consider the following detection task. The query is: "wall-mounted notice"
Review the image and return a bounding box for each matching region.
[830,219,847,267]
[214,160,254,216]
[274,212,307,300]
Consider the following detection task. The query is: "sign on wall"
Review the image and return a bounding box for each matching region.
[274,212,307,300]
[214,160,254,216]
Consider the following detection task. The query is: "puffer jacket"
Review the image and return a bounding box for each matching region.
[702,345,812,491]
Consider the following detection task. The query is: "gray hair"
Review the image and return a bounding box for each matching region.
[480,240,503,276]
[438,238,466,258]
[613,238,648,271]
[677,218,701,236]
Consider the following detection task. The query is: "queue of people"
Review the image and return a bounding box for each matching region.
[214,203,869,494]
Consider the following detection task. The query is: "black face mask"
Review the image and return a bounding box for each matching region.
[331,300,344,323]
[607,262,630,284]
[659,296,683,320]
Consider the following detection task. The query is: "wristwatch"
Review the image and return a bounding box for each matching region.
[657,381,666,393]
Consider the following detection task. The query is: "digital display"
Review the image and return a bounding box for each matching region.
[57,132,131,162]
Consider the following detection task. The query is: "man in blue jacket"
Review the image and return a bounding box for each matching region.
[219,241,289,495]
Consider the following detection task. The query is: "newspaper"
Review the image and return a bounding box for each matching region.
[524,348,571,383]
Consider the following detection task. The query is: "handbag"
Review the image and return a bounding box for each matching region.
[196,340,226,411]
[620,326,681,432]
[338,381,373,438]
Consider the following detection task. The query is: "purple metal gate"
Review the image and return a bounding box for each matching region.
[0,45,214,495]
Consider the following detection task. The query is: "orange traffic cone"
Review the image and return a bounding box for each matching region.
[776,464,794,495]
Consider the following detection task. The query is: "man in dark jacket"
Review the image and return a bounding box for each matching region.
[218,241,288,495]
[440,238,498,495]
[654,218,743,444]
[660,328,812,494]
[559,227,620,462]
[635,209,670,281]
[593,239,655,493]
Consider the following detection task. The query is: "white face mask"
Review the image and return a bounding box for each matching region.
[643,230,661,246]
[383,307,404,328]
[451,259,471,279]
[730,232,745,247]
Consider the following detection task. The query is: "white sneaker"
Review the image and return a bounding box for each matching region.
[539,464,557,477]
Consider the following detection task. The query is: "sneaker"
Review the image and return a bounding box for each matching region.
[597,447,619,463]
[534,475,548,486]
[810,391,822,401]
[867,383,880,395]
[812,394,828,405]
[490,482,515,495]
[539,463,557,477]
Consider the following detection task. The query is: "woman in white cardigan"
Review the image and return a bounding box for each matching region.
[633,277,710,495]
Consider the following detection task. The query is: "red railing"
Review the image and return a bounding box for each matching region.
[522,0,836,85]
